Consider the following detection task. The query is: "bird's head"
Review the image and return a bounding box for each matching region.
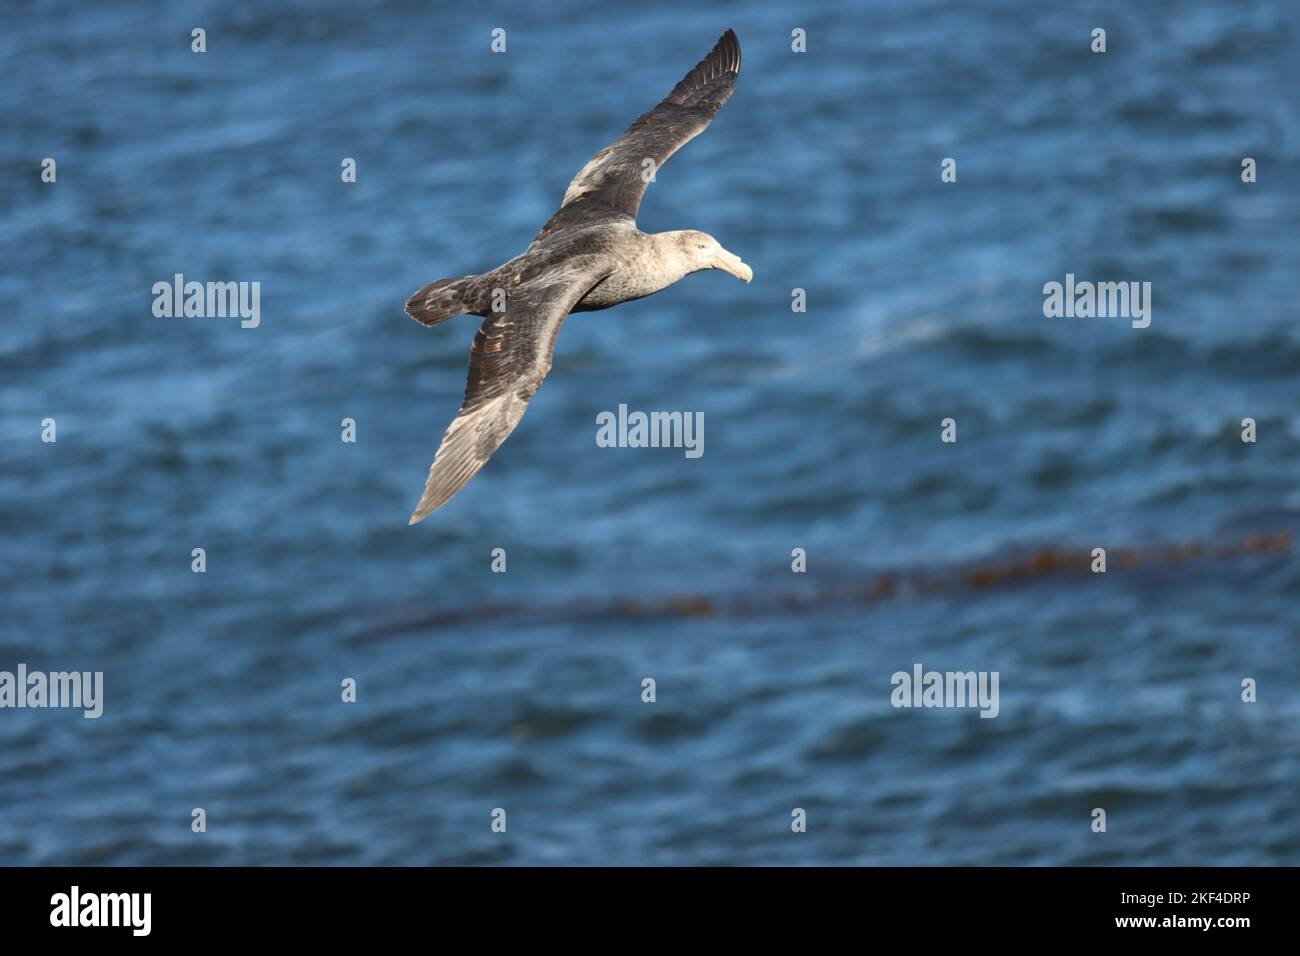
[675,230,752,283]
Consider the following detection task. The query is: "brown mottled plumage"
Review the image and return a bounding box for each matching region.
[404,29,751,522]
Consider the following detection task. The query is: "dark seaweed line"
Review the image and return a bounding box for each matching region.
[347,532,1294,643]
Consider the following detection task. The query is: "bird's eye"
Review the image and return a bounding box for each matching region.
[697,243,707,249]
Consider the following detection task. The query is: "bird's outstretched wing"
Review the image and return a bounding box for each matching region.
[408,255,613,522]
[544,28,741,233]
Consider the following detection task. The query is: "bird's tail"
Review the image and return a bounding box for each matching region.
[405,275,478,326]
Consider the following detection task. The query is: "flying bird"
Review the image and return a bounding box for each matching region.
[404,28,750,523]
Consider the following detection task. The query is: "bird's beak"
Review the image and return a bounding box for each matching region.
[712,246,753,283]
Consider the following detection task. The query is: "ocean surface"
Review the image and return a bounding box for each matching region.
[1,0,1297,865]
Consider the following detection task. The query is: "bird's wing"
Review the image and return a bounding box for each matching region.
[408,255,614,523]
[545,29,741,231]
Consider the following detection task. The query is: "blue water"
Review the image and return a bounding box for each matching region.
[2,0,1298,865]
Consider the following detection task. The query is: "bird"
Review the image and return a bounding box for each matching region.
[404,28,751,523]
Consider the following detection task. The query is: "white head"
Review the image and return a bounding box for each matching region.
[670,230,753,283]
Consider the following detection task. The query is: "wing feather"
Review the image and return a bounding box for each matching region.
[543,29,741,233]
[408,256,613,522]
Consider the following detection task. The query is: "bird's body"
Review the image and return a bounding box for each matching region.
[432,223,680,315]
[570,226,688,312]
[405,29,750,522]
